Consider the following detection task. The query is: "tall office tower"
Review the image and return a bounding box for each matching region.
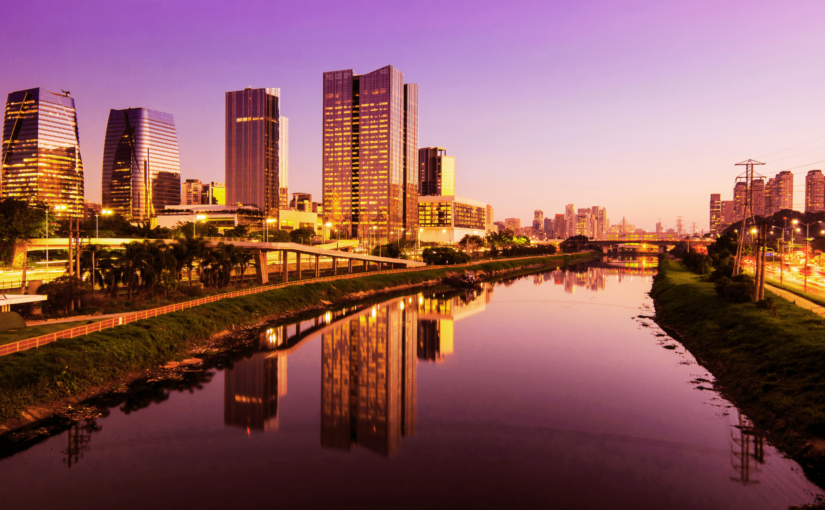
[575,208,592,237]
[224,352,287,432]
[322,66,419,242]
[201,181,225,205]
[320,297,417,456]
[504,218,521,233]
[772,171,793,213]
[101,108,181,221]
[486,205,494,233]
[418,147,455,197]
[709,193,722,234]
[532,210,544,232]
[721,200,734,229]
[564,204,576,237]
[655,220,663,233]
[1,88,85,217]
[553,214,566,238]
[590,206,607,239]
[182,179,203,205]
[543,217,552,236]
[279,116,289,209]
[225,88,283,216]
[806,170,825,213]
[733,179,766,221]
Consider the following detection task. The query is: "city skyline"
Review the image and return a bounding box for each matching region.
[3,1,824,228]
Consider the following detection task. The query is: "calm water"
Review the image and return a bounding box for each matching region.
[0,262,820,509]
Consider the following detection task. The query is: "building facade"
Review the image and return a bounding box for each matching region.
[419,147,455,197]
[322,66,419,244]
[419,195,488,243]
[101,108,181,221]
[765,171,793,214]
[806,170,825,213]
[182,179,203,205]
[202,182,225,205]
[709,193,722,234]
[226,88,283,216]
[1,88,85,217]
[733,178,766,221]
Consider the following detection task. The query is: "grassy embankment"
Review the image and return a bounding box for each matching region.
[651,259,825,476]
[0,253,593,426]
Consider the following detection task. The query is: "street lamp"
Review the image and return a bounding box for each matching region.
[194,214,207,237]
[265,218,277,242]
[792,219,822,293]
[95,209,113,238]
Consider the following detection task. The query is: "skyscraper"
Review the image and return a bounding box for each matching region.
[765,171,793,214]
[733,178,765,221]
[182,179,203,205]
[1,88,85,217]
[101,108,181,221]
[806,170,825,213]
[225,87,284,216]
[709,193,721,234]
[322,66,419,243]
[533,210,544,232]
[279,116,289,209]
[419,147,455,196]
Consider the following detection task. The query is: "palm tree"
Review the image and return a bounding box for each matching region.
[120,241,152,299]
[81,245,108,291]
[237,248,255,286]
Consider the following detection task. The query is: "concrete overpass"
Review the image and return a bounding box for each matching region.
[23,237,423,284]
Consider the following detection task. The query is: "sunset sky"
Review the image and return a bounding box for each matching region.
[3,0,824,231]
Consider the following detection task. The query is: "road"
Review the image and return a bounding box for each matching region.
[743,258,825,296]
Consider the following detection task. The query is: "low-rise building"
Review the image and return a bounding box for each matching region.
[419,195,490,244]
[156,204,264,233]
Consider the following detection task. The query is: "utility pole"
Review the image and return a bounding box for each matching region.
[733,159,765,275]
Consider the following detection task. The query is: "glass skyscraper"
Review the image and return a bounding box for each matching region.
[419,147,455,197]
[1,88,85,217]
[322,66,419,243]
[101,108,181,221]
[225,88,286,217]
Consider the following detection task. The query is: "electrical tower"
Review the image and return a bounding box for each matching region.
[733,159,766,274]
[691,222,697,235]
[676,216,684,236]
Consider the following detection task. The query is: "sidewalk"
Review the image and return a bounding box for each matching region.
[765,284,825,317]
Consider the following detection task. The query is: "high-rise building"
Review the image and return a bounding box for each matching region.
[655,220,663,234]
[419,147,455,197]
[553,214,566,238]
[182,179,203,205]
[709,193,722,234]
[806,170,825,213]
[201,182,225,205]
[765,171,793,214]
[543,217,552,236]
[225,87,283,216]
[322,66,419,243]
[279,116,289,209]
[721,200,734,230]
[102,108,181,220]
[590,206,607,239]
[1,88,85,217]
[485,205,494,233]
[733,178,766,222]
[532,210,544,232]
[504,218,521,234]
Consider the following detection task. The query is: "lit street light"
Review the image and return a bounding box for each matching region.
[194,214,207,237]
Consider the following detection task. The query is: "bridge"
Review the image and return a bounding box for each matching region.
[22,238,423,284]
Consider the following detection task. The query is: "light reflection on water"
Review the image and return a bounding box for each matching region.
[0,260,821,509]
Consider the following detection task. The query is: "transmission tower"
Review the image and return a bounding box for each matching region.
[676,216,684,236]
[733,159,766,274]
[691,222,697,235]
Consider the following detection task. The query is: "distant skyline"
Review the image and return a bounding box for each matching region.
[2,0,824,230]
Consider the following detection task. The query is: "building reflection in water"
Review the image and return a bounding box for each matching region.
[224,327,288,433]
[551,263,658,294]
[320,297,418,456]
[417,285,492,363]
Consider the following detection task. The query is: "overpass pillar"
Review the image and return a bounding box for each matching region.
[282,250,288,283]
[315,255,320,278]
[296,253,302,280]
[332,257,338,276]
[254,249,269,285]
[348,258,353,274]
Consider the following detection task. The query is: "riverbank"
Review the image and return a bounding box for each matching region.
[0,252,594,432]
[651,259,825,483]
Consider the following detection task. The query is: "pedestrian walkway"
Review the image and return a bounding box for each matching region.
[765,284,825,317]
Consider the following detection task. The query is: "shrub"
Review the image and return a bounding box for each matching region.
[682,249,712,274]
[709,257,735,282]
[422,247,471,265]
[714,274,754,303]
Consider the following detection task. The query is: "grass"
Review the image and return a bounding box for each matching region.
[0,252,594,426]
[652,259,825,476]
[0,320,102,347]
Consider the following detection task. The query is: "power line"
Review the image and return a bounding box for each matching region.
[757,135,825,160]
[768,145,825,164]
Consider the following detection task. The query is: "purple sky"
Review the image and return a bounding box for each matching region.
[4,0,825,231]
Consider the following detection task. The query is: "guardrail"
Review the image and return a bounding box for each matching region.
[0,253,576,358]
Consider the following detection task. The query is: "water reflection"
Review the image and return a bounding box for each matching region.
[548,265,657,293]
[62,419,101,469]
[730,414,765,485]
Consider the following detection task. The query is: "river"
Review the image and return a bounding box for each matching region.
[0,259,820,509]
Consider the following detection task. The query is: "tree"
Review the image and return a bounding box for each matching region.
[422,247,471,265]
[237,248,255,285]
[486,229,514,248]
[0,198,47,265]
[37,276,90,315]
[290,227,316,244]
[223,224,250,239]
[268,229,291,243]
[80,245,109,291]
[371,242,403,259]
[458,235,485,256]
